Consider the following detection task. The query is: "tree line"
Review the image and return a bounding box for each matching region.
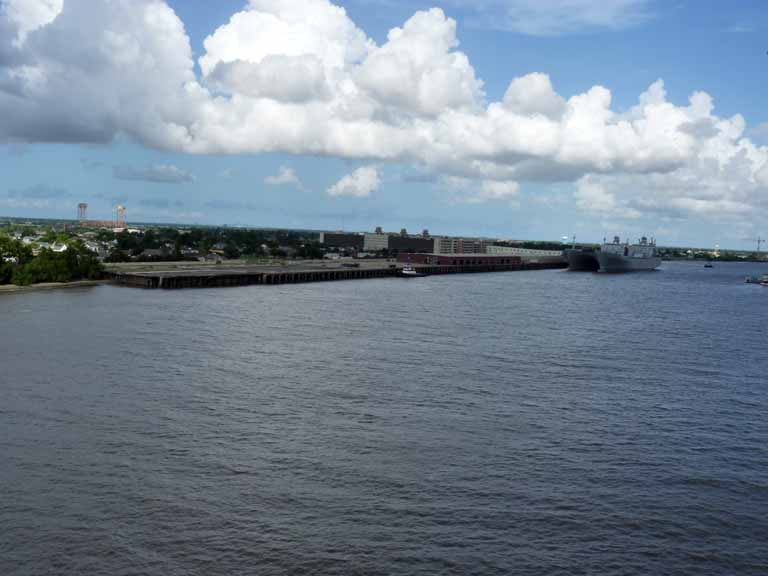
[0,235,103,286]
[99,227,324,261]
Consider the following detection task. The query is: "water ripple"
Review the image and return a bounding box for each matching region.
[1,262,767,575]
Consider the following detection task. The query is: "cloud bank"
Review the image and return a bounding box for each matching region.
[113,164,195,184]
[0,0,766,221]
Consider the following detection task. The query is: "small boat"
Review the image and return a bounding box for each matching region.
[745,274,768,284]
[400,265,427,278]
[704,262,713,268]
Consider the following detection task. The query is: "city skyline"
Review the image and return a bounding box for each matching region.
[1,0,767,248]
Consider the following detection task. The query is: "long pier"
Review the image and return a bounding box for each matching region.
[106,260,566,290]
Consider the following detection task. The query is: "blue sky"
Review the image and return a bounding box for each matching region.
[1,0,767,248]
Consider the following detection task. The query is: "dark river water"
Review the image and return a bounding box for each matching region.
[2,262,768,575]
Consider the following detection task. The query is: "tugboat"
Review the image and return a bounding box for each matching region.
[596,236,661,272]
[400,265,428,278]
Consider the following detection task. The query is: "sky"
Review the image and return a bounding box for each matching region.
[1,0,767,248]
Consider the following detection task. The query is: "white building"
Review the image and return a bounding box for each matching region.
[485,245,563,259]
[363,233,389,252]
[84,241,109,259]
[433,237,489,254]
[433,237,454,254]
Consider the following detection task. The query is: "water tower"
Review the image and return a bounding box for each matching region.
[77,203,88,222]
[116,205,127,228]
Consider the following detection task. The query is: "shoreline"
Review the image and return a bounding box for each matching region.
[0,280,105,294]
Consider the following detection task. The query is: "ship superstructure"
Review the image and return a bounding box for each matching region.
[596,236,661,272]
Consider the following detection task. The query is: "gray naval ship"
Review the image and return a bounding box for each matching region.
[563,246,600,271]
[565,236,661,272]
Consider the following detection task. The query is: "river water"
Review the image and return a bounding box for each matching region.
[2,261,767,575]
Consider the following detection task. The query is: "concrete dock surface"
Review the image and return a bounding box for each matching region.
[105,258,565,289]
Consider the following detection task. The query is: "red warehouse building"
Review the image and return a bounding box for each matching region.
[397,253,523,267]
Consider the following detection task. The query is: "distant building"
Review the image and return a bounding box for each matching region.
[485,245,563,258]
[398,253,523,267]
[320,232,364,250]
[84,241,109,259]
[320,228,498,256]
[363,227,434,253]
[363,232,389,252]
[433,237,490,254]
[433,237,453,254]
[388,235,433,254]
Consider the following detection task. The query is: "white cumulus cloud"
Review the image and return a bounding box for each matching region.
[200,0,370,102]
[355,8,484,117]
[2,0,62,44]
[0,0,766,226]
[446,176,521,205]
[327,166,381,198]
[265,166,304,190]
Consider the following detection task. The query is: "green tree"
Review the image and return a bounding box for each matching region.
[0,235,33,284]
[11,243,103,286]
[40,228,58,244]
[223,241,241,260]
[105,248,132,263]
